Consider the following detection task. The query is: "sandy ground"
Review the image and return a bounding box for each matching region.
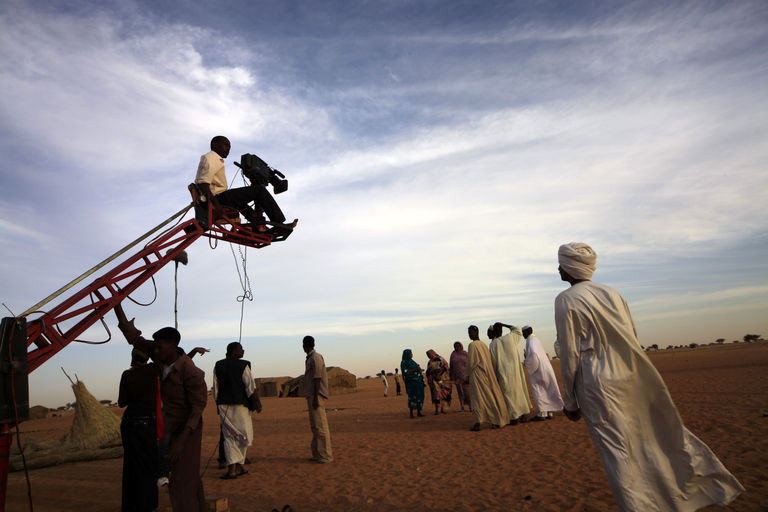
[6,341,768,511]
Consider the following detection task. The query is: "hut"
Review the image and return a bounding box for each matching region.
[280,367,357,397]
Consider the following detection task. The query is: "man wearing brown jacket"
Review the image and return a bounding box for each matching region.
[115,304,208,512]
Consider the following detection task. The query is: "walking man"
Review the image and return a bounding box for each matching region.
[467,325,509,431]
[393,368,402,396]
[555,242,743,511]
[303,336,333,463]
[489,322,532,424]
[379,370,389,396]
[521,326,563,420]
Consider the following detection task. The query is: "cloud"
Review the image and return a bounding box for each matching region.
[0,1,336,179]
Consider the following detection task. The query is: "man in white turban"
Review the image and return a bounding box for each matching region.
[521,326,563,420]
[555,242,743,511]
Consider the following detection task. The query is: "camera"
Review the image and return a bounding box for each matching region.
[234,153,289,195]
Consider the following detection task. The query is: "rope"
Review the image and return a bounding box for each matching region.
[226,166,255,342]
[174,262,180,329]
[229,243,253,343]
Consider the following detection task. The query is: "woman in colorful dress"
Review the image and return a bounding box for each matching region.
[425,349,453,415]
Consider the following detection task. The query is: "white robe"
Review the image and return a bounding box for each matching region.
[468,339,509,426]
[523,334,564,413]
[555,281,744,511]
[214,365,255,465]
[489,327,532,420]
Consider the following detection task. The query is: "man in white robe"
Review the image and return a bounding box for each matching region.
[555,242,744,511]
[521,325,563,420]
[467,325,509,431]
[213,342,259,479]
[489,322,532,425]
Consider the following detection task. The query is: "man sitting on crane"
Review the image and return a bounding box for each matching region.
[194,135,296,233]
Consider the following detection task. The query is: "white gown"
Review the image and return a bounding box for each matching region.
[489,327,532,420]
[523,335,564,413]
[555,281,744,511]
[214,365,255,465]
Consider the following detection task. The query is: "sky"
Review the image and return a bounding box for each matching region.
[1,0,767,407]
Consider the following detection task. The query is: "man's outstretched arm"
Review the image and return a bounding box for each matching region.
[113,302,153,357]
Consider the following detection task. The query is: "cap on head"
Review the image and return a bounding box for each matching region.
[522,326,533,338]
[152,327,181,345]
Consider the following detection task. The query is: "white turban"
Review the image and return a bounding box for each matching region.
[558,242,597,280]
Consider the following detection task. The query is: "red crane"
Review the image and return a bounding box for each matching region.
[0,191,297,510]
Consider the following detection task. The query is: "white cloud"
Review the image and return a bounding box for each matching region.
[0,3,336,177]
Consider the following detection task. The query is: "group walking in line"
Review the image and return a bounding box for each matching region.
[399,323,560,430]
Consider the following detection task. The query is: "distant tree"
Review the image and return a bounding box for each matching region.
[716,338,725,344]
[689,343,698,349]
[743,334,761,342]
[732,340,740,344]
[652,344,659,350]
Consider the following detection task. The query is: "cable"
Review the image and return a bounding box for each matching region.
[199,436,221,479]
[52,293,113,345]
[125,275,158,307]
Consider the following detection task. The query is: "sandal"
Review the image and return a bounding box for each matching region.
[220,473,238,480]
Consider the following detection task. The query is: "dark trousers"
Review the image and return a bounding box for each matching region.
[121,415,159,512]
[217,184,286,223]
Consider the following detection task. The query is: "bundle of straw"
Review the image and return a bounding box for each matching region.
[60,369,121,449]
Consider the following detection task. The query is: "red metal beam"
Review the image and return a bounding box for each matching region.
[25,214,275,372]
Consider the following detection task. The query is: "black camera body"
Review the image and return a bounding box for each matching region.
[235,153,289,195]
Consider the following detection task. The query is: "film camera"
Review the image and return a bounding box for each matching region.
[233,153,289,195]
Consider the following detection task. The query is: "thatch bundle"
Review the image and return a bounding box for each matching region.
[10,369,122,471]
[61,377,121,449]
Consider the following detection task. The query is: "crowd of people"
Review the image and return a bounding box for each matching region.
[398,323,562,429]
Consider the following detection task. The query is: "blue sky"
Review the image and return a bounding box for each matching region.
[1,0,766,407]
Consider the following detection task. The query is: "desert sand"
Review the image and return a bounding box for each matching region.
[6,341,768,511]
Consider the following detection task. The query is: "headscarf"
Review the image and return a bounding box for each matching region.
[401,349,422,381]
[426,349,447,365]
[558,242,597,280]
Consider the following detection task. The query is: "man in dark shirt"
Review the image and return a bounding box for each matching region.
[214,342,259,479]
[114,303,208,512]
[118,350,161,511]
